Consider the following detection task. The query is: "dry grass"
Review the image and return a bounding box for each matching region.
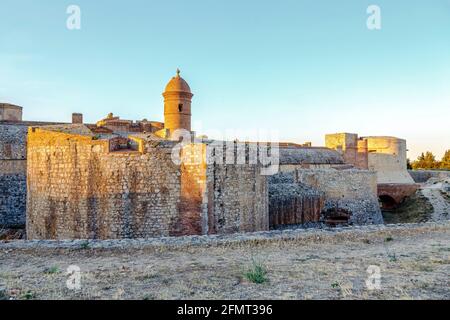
[0,223,448,300]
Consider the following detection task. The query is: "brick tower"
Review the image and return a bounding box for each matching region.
[163,69,193,134]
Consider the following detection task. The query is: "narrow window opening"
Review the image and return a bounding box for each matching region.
[178,104,183,112]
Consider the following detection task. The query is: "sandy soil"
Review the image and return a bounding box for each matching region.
[0,223,449,300]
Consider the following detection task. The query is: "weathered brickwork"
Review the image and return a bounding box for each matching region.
[176,143,270,235]
[26,127,269,239]
[207,163,269,234]
[26,128,181,239]
[270,147,378,228]
[268,173,325,228]
[0,121,69,227]
[175,143,207,236]
[295,169,384,225]
[0,124,28,160]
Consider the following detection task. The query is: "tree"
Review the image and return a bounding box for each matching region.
[418,152,425,161]
[412,152,425,169]
[412,151,439,170]
[406,158,412,170]
[441,150,450,170]
[423,151,437,168]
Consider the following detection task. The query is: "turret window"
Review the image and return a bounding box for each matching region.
[178,104,183,112]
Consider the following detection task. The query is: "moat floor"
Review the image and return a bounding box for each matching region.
[0,223,449,300]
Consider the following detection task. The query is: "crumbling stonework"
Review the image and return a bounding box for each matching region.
[26,126,269,239]
[26,127,182,239]
[174,143,207,236]
[207,163,269,234]
[268,146,382,227]
[268,172,324,228]
[0,124,27,160]
[295,169,383,225]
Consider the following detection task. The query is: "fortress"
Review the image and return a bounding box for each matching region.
[0,71,417,239]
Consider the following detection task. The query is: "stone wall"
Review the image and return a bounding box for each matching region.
[364,136,414,184]
[0,104,23,121]
[0,124,27,160]
[26,128,269,239]
[325,133,368,169]
[295,169,383,225]
[207,163,269,234]
[0,124,28,227]
[408,170,450,183]
[268,173,324,228]
[0,161,27,227]
[26,128,182,239]
[175,143,207,236]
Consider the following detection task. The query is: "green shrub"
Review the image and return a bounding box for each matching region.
[244,259,268,284]
[331,282,340,289]
[21,290,35,300]
[80,241,90,249]
[44,266,59,274]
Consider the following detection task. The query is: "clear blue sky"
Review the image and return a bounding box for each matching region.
[0,0,449,159]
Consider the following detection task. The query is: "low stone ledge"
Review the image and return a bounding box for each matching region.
[1,220,448,250]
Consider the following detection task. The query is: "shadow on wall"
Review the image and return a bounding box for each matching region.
[0,173,26,228]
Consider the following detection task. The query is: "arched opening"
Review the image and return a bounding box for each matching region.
[178,104,183,112]
[379,195,398,211]
[322,207,352,226]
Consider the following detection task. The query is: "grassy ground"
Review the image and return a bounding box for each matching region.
[0,223,448,300]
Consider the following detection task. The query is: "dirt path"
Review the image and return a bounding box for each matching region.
[0,223,449,300]
[421,182,450,221]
